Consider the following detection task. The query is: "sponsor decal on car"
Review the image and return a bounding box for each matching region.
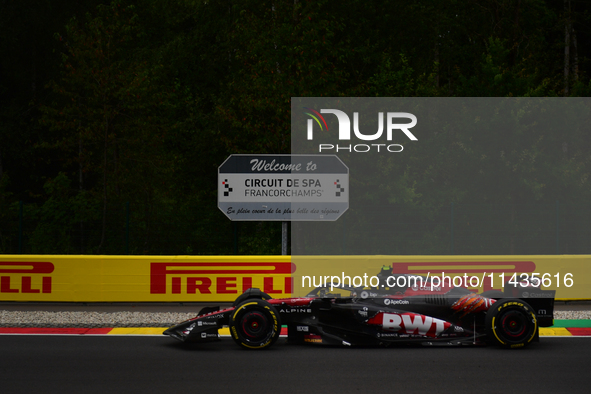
[377,333,400,338]
[411,285,442,292]
[197,321,218,327]
[304,334,322,343]
[383,298,410,306]
[358,307,369,317]
[360,291,379,298]
[198,307,234,320]
[368,312,451,337]
[522,291,554,298]
[183,323,197,335]
[280,308,312,314]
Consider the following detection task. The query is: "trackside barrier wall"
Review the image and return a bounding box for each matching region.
[0,255,589,302]
[0,256,293,302]
[291,255,591,300]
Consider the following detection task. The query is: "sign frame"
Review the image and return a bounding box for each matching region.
[218,154,349,221]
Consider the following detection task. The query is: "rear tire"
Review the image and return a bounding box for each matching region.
[486,298,537,349]
[229,299,281,350]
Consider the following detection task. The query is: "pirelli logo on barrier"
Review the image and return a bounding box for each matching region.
[150,262,294,296]
[0,262,54,294]
[391,261,536,292]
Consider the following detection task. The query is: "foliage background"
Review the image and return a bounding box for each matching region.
[1,0,590,255]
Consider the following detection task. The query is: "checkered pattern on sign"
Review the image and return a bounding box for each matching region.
[334,179,345,197]
[222,179,233,196]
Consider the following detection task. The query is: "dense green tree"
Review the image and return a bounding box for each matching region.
[0,0,590,255]
[40,2,181,252]
[0,0,102,200]
[215,0,352,153]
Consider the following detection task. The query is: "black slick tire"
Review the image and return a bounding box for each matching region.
[229,299,281,350]
[486,298,537,349]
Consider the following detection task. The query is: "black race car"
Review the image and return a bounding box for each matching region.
[163,268,555,349]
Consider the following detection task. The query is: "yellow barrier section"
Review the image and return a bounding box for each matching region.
[0,255,292,302]
[1,254,589,302]
[291,255,591,300]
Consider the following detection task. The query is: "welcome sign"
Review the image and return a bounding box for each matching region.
[218,154,349,221]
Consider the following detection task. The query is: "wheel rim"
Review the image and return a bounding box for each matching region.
[240,311,270,341]
[501,311,527,338]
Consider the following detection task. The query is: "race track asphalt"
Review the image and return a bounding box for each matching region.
[0,335,589,393]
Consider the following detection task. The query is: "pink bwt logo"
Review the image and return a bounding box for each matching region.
[368,311,451,337]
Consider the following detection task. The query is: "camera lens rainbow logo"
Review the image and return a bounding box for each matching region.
[303,107,328,132]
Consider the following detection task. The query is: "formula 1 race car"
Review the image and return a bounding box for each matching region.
[163,267,555,349]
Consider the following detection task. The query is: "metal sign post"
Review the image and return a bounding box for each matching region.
[282,221,288,255]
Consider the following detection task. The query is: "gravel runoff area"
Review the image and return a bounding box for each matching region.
[0,303,590,328]
[0,304,209,328]
[0,310,200,328]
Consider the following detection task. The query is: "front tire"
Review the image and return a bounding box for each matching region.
[229,299,281,350]
[486,298,537,349]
